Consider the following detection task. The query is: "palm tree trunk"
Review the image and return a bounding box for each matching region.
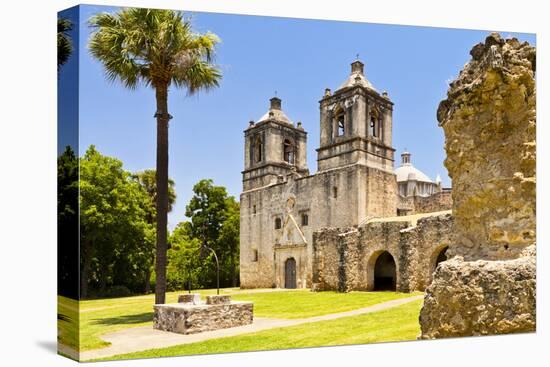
[154,84,170,305]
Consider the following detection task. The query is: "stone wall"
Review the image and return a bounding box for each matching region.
[420,33,536,339]
[437,33,536,261]
[397,189,452,216]
[420,247,536,338]
[154,297,253,335]
[240,162,397,289]
[312,211,453,292]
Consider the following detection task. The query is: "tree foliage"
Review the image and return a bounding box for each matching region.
[79,146,154,298]
[58,146,79,299]
[168,179,241,289]
[57,17,73,70]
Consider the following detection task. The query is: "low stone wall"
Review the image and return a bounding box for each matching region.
[312,212,453,292]
[154,295,253,334]
[420,247,536,338]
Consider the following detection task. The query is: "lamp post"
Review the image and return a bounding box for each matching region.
[200,238,220,295]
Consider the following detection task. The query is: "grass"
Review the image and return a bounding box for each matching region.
[232,290,418,319]
[98,298,424,360]
[58,288,420,352]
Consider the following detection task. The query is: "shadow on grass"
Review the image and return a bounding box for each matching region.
[92,312,153,326]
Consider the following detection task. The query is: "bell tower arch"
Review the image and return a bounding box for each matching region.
[242,97,309,191]
[317,60,395,173]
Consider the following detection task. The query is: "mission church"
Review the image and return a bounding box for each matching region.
[239,60,451,290]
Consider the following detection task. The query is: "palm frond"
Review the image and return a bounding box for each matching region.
[88,8,222,93]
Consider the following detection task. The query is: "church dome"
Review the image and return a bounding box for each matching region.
[336,60,377,92]
[257,97,293,125]
[395,151,434,183]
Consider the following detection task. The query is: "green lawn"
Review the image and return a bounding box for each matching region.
[99,299,424,361]
[58,288,420,352]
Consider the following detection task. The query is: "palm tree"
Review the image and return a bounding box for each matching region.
[57,17,73,70]
[132,169,177,294]
[89,8,221,304]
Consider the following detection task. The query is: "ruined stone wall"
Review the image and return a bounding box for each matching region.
[312,212,453,292]
[397,190,453,216]
[420,33,536,339]
[420,246,536,338]
[413,190,452,214]
[437,33,536,261]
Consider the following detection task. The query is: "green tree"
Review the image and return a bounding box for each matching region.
[89,8,222,304]
[185,179,240,288]
[218,197,240,287]
[57,17,73,70]
[131,169,177,293]
[167,221,203,291]
[79,146,152,298]
[58,146,79,299]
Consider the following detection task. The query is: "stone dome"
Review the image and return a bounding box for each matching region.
[257,97,293,125]
[336,60,377,92]
[395,151,434,183]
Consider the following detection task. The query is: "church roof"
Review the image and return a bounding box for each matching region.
[394,151,434,183]
[336,60,377,92]
[257,97,293,125]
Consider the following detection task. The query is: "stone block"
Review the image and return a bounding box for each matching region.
[154,301,253,335]
[206,295,231,305]
[420,252,536,339]
[177,293,201,304]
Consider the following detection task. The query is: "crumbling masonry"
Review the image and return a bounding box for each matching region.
[419,33,536,338]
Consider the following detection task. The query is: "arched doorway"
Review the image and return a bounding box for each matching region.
[434,246,448,270]
[374,251,396,291]
[284,258,297,289]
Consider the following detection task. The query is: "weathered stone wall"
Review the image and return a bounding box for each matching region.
[437,33,536,261]
[312,212,453,292]
[420,247,536,338]
[413,190,452,214]
[154,301,253,335]
[240,162,397,289]
[397,190,452,216]
[420,33,536,339]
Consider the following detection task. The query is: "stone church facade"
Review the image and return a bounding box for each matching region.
[239,60,451,290]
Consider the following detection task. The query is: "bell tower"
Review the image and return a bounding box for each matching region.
[317,60,395,172]
[242,97,309,191]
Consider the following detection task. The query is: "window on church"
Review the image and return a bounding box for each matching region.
[253,205,257,214]
[370,115,377,137]
[333,186,338,198]
[301,213,309,226]
[275,217,282,229]
[252,249,258,262]
[335,108,346,137]
[254,136,263,163]
[283,139,295,164]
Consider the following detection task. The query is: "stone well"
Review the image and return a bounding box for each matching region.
[153,294,254,335]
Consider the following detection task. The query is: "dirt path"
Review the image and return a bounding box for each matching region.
[79,294,423,361]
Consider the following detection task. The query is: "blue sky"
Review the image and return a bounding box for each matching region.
[59,5,535,230]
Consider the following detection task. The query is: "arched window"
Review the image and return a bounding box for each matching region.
[283,139,295,164]
[275,217,282,229]
[254,135,263,163]
[335,106,345,137]
[369,109,380,137]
